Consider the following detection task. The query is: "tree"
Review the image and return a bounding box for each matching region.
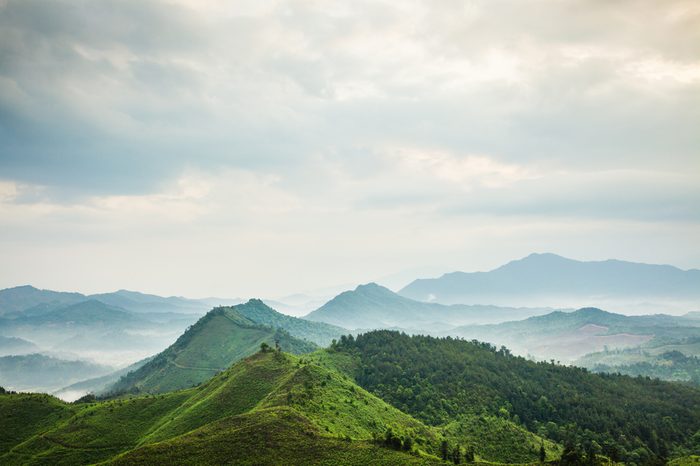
[441,440,450,461]
[452,445,462,464]
[464,446,475,463]
[539,442,546,463]
[260,342,271,352]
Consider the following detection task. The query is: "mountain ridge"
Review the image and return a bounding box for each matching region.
[305,282,557,330]
[400,253,700,309]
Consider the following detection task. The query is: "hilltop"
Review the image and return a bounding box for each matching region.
[107,301,319,394]
[235,298,346,346]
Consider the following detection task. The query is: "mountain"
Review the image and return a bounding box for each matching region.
[328,330,700,465]
[0,285,84,316]
[0,336,38,356]
[400,253,700,310]
[52,356,154,402]
[7,299,144,327]
[305,283,556,331]
[0,354,113,393]
[0,351,446,465]
[107,301,319,394]
[0,299,197,366]
[90,289,240,314]
[448,307,700,362]
[0,285,238,318]
[235,298,346,346]
[578,348,700,385]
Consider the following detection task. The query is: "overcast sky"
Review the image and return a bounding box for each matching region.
[0,0,699,298]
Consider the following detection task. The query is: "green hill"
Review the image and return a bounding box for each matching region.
[0,351,447,465]
[235,298,346,346]
[328,330,700,465]
[107,303,318,394]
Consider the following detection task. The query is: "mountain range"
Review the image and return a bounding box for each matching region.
[400,253,700,313]
[305,282,557,330]
[449,307,700,362]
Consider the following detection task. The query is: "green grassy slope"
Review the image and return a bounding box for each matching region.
[0,393,77,453]
[1,351,449,465]
[108,306,317,394]
[108,407,440,466]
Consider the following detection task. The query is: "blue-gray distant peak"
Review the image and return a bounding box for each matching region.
[399,253,700,306]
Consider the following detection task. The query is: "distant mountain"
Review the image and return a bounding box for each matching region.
[90,289,239,314]
[304,283,556,330]
[8,299,144,327]
[53,356,154,402]
[0,336,38,356]
[399,253,700,310]
[0,354,113,393]
[0,285,238,318]
[0,299,199,366]
[108,301,318,394]
[577,347,700,385]
[448,307,700,361]
[0,285,84,316]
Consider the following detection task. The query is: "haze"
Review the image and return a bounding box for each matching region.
[1,0,699,298]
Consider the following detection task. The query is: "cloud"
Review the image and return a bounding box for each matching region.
[0,0,698,296]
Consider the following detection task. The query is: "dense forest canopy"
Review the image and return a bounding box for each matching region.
[331,331,700,465]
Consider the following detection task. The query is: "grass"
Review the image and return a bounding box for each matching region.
[108,307,316,394]
[108,407,441,465]
[1,351,449,465]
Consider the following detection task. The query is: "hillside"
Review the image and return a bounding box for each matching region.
[400,253,700,310]
[448,307,700,361]
[305,283,554,331]
[0,336,38,356]
[53,356,154,402]
[329,331,700,465]
[107,303,318,394]
[577,346,700,385]
[0,354,113,393]
[0,351,447,465]
[235,298,346,346]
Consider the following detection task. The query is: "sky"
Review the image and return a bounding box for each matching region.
[0,0,699,299]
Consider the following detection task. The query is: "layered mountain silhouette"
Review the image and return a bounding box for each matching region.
[400,253,700,311]
[449,307,700,361]
[305,282,555,330]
